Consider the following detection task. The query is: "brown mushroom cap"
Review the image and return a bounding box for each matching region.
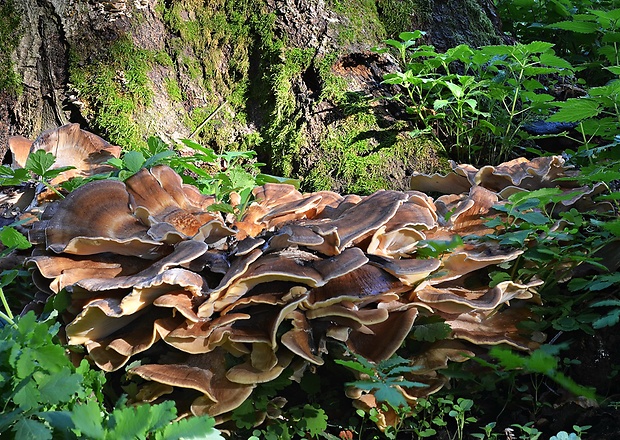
[7,135,33,168]
[30,179,164,258]
[30,123,121,182]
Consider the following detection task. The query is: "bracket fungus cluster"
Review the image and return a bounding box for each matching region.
[15,126,605,423]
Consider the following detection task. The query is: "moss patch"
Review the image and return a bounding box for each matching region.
[69,36,154,149]
[0,0,22,94]
[328,0,386,46]
[302,110,447,195]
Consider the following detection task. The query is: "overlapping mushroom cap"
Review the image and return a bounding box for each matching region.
[24,129,606,423]
[25,167,546,421]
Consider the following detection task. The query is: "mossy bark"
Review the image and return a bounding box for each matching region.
[1,0,506,194]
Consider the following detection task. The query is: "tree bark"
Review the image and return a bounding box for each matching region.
[0,0,507,193]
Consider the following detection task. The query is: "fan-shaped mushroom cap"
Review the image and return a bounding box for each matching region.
[7,135,33,168]
[446,306,540,350]
[27,251,150,293]
[413,279,537,314]
[30,179,164,258]
[226,349,294,384]
[30,123,121,182]
[368,255,441,286]
[204,247,368,314]
[302,190,409,255]
[127,166,226,242]
[131,348,256,417]
[281,310,325,365]
[474,156,568,191]
[347,308,419,362]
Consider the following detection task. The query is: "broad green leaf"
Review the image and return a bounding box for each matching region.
[38,369,82,405]
[179,139,218,161]
[605,65,620,75]
[547,98,601,122]
[298,405,328,437]
[399,30,424,41]
[539,52,573,69]
[122,151,146,173]
[106,157,124,168]
[13,381,41,412]
[523,41,555,53]
[603,220,620,237]
[373,384,408,407]
[156,415,223,440]
[25,150,55,177]
[0,227,31,250]
[143,150,176,169]
[71,401,105,439]
[13,419,52,440]
[433,99,450,110]
[546,20,599,33]
[444,81,464,99]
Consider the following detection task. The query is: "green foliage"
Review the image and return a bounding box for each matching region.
[376,32,572,163]
[0,312,223,439]
[488,344,597,400]
[0,0,22,94]
[335,353,427,409]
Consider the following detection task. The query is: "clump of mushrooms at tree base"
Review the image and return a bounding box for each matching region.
[1,124,612,426]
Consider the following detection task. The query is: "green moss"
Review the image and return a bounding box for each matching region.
[164,77,184,102]
[302,112,446,195]
[0,0,22,94]
[69,36,154,149]
[376,0,419,38]
[328,0,386,46]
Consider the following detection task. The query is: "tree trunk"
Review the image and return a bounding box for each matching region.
[0,0,507,193]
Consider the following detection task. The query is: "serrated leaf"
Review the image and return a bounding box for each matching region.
[13,418,52,440]
[156,414,223,440]
[523,41,555,53]
[109,401,176,438]
[71,401,105,439]
[374,385,407,407]
[38,369,82,405]
[299,404,328,437]
[593,310,620,329]
[0,227,31,250]
[13,381,41,412]
[25,150,56,177]
[412,321,451,342]
[539,52,573,69]
[546,20,599,33]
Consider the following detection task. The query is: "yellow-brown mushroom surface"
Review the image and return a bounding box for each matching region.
[22,130,606,422]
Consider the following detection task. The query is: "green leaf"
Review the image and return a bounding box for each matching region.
[37,369,82,405]
[546,20,599,33]
[156,414,223,440]
[539,52,573,69]
[13,381,41,412]
[0,227,32,250]
[412,321,451,342]
[122,151,146,173]
[13,419,52,440]
[25,150,55,177]
[549,97,602,122]
[374,384,408,408]
[593,309,620,329]
[523,41,555,53]
[71,401,105,439]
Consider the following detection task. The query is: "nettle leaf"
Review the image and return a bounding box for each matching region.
[523,41,555,53]
[546,20,599,33]
[539,52,573,69]
[547,98,601,122]
[0,227,31,250]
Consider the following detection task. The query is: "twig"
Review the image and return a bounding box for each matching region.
[189,101,226,139]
